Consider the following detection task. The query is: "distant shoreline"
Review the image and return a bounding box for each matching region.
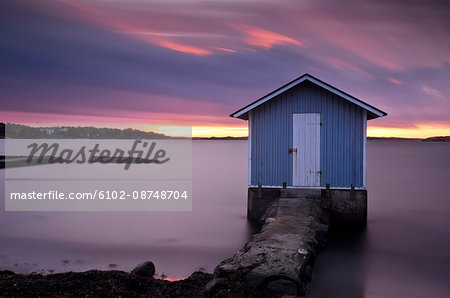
[192,136,248,140]
[1,123,448,141]
[421,136,450,142]
[368,136,450,142]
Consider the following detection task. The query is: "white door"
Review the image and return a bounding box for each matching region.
[292,113,321,187]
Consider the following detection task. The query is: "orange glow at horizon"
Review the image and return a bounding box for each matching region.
[2,110,449,139]
[367,124,450,139]
[193,124,450,139]
[192,126,248,138]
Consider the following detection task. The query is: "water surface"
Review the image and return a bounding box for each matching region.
[1,139,449,298]
[309,140,450,297]
[0,140,253,278]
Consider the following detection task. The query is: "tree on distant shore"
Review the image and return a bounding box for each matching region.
[3,123,169,139]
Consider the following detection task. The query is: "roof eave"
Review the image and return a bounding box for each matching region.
[229,111,248,120]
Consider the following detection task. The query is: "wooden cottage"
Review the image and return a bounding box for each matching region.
[231,74,387,222]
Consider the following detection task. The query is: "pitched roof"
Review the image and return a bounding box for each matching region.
[230,73,387,120]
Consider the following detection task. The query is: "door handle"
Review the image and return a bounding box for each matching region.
[288,147,297,153]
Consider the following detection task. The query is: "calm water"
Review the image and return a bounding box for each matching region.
[1,139,450,297]
[309,140,450,298]
[0,140,253,278]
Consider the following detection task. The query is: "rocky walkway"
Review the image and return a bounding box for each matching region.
[212,197,329,296]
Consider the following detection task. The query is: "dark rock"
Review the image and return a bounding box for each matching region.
[0,270,15,276]
[186,271,212,283]
[131,261,155,278]
[262,278,298,297]
[0,269,218,297]
[205,277,257,297]
[205,277,227,292]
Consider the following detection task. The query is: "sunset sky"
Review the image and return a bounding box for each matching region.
[1,0,449,137]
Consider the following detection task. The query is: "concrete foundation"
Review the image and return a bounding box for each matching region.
[247,187,280,223]
[248,187,367,226]
[328,188,367,226]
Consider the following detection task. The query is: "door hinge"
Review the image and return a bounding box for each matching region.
[288,147,297,153]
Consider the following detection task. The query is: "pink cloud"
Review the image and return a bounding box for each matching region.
[421,85,445,99]
[387,78,402,85]
[214,47,237,53]
[155,40,212,56]
[44,0,215,56]
[294,10,450,70]
[233,25,303,49]
[325,58,374,78]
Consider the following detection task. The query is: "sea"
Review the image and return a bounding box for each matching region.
[1,139,449,297]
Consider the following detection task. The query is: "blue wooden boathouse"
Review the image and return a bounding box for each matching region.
[231,74,387,223]
[231,73,386,189]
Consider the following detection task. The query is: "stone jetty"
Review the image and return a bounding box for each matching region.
[212,197,329,296]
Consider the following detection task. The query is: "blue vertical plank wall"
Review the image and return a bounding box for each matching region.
[249,81,366,188]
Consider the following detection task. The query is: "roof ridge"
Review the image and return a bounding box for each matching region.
[230,74,387,120]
